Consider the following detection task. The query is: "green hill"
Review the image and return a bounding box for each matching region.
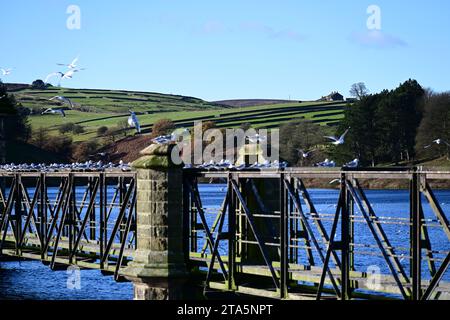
[8,85,349,143]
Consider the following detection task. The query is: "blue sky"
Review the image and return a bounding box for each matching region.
[1,0,449,101]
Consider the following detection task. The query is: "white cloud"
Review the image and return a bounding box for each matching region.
[351,30,407,48]
[239,22,305,43]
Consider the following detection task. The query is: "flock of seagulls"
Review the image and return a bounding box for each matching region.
[184,159,288,171]
[0,161,132,173]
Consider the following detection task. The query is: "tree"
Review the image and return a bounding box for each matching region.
[415,91,450,159]
[335,94,383,166]
[59,123,76,134]
[97,126,108,136]
[30,127,49,149]
[279,120,326,166]
[104,127,120,143]
[350,82,369,100]
[376,79,424,163]
[240,123,252,131]
[72,140,99,162]
[31,79,47,89]
[59,122,85,134]
[42,136,73,159]
[72,124,85,134]
[151,119,175,138]
[0,82,31,142]
[336,79,425,166]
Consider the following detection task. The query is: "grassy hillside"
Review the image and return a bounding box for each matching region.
[14,86,224,114]
[214,99,294,107]
[9,85,349,144]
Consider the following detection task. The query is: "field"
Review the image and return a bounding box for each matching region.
[11,86,349,143]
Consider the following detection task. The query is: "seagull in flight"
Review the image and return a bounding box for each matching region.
[45,69,83,84]
[433,139,450,147]
[49,96,73,108]
[41,108,66,117]
[127,110,141,134]
[297,149,315,159]
[325,128,350,146]
[1,68,12,76]
[57,56,79,69]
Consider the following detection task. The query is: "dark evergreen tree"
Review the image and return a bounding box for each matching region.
[415,91,450,159]
[332,79,424,166]
[0,81,31,142]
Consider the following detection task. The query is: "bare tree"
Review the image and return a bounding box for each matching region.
[350,82,369,100]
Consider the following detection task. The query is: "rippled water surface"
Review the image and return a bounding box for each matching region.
[1,185,449,300]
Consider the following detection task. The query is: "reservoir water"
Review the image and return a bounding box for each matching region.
[1,185,449,300]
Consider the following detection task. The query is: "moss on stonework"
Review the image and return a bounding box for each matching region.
[133,155,168,169]
[132,155,182,169]
[140,144,176,156]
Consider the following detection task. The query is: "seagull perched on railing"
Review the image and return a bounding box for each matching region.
[152,134,175,145]
[316,159,336,167]
[0,161,131,172]
[41,108,66,117]
[49,96,73,108]
[127,110,141,134]
[344,158,360,168]
[152,129,190,144]
[324,128,350,146]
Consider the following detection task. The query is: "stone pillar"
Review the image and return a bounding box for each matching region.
[121,143,188,300]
